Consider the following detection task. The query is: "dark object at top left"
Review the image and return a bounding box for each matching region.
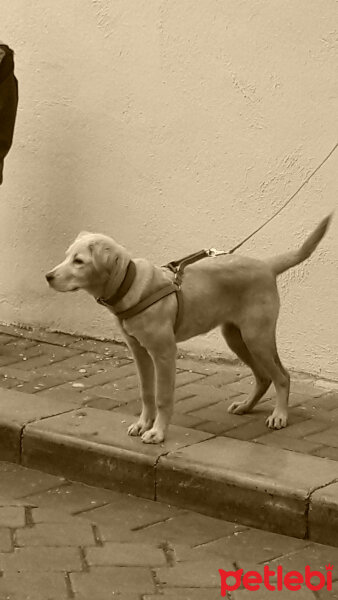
[0,44,18,185]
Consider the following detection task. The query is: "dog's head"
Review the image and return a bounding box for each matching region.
[45,232,129,297]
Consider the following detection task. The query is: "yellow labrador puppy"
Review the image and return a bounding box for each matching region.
[46,216,331,444]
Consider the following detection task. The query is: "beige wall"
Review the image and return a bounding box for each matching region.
[1,0,337,378]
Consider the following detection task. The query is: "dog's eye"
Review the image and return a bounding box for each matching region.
[73,257,84,265]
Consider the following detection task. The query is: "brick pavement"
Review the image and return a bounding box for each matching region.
[0,323,337,461]
[0,461,337,599]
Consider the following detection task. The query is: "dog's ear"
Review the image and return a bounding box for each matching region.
[76,231,92,241]
[89,240,119,274]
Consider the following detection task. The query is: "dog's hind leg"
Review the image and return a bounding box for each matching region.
[125,335,156,436]
[222,323,272,415]
[241,325,290,429]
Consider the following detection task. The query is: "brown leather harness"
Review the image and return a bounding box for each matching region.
[96,248,226,333]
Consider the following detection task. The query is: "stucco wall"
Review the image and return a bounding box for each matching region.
[0,0,337,378]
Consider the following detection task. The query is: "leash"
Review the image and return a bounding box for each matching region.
[97,142,337,331]
[228,142,338,254]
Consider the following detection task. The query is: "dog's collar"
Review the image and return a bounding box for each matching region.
[96,260,137,308]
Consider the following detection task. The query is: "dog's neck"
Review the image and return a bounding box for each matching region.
[100,254,133,304]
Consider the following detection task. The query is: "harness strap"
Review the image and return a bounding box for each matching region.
[96,260,136,308]
[96,248,215,333]
[166,249,209,273]
[116,282,183,333]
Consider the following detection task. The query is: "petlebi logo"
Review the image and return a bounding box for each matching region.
[219,564,333,595]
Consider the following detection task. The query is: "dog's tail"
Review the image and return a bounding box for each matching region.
[267,214,332,276]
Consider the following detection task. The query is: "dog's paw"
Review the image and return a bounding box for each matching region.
[266,410,288,430]
[228,400,250,415]
[141,428,165,444]
[128,421,152,436]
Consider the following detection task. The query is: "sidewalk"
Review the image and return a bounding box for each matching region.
[0,460,337,599]
[0,323,337,544]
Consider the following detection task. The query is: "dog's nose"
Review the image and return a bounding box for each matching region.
[45,272,54,283]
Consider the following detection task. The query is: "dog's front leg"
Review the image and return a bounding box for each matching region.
[141,340,176,444]
[124,335,156,437]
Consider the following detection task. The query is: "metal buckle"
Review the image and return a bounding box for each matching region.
[206,248,228,257]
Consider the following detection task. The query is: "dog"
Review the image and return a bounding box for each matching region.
[46,215,331,444]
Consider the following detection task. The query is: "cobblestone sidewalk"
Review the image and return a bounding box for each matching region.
[0,323,337,461]
[0,460,337,599]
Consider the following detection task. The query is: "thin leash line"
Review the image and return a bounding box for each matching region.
[228,141,338,254]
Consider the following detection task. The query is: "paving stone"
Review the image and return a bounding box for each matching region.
[86,542,166,566]
[70,566,155,595]
[174,385,200,402]
[310,392,338,411]
[8,345,80,371]
[16,521,96,547]
[312,446,338,461]
[170,413,205,428]
[35,386,94,405]
[0,345,43,367]
[232,588,315,599]
[68,338,130,356]
[0,572,69,599]
[265,418,329,438]
[0,377,26,391]
[191,399,254,427]
[23,481,119,514]
[0,462,65,499]
[307,426,338,448]
[22,408,211,498]
[175,388,225,413]
[0,528,12,552]
[48,363,136,392]
[0,324,32,337]
[82,492,181,537]
[84,396,121,410]
[156,558,229,588]
[32,351,102,373]
[86,385,139,404]
[2,339,38,351]
[19,328,81,346]
[92,374,139,394]
[11,374,83,394]
[157,437,338,537]
[175,371,206,386]
[0,506,25,528]
[144,591,222,600]
[317,580,338,599]
[132,512,242,546]
[73,595,138,600]
[266,542,338,579]
[111,398,141,416]
[198,527,308,565]
[0,333,19,344]
[255,434,322,454]
[224,377,273,398]
[0,546,82,571]
[198,370,249,388]
[31,507,90,524]
[194,420,232,435]
[291,381,327,397]
[224,407,305,441]
[176,357,221,374]
[225,419,279,441]
[0,366,41,382]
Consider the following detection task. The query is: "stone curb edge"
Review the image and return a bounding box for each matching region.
[0,389,338,547]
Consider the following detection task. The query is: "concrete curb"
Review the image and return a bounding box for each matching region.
[1,389,338,546]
